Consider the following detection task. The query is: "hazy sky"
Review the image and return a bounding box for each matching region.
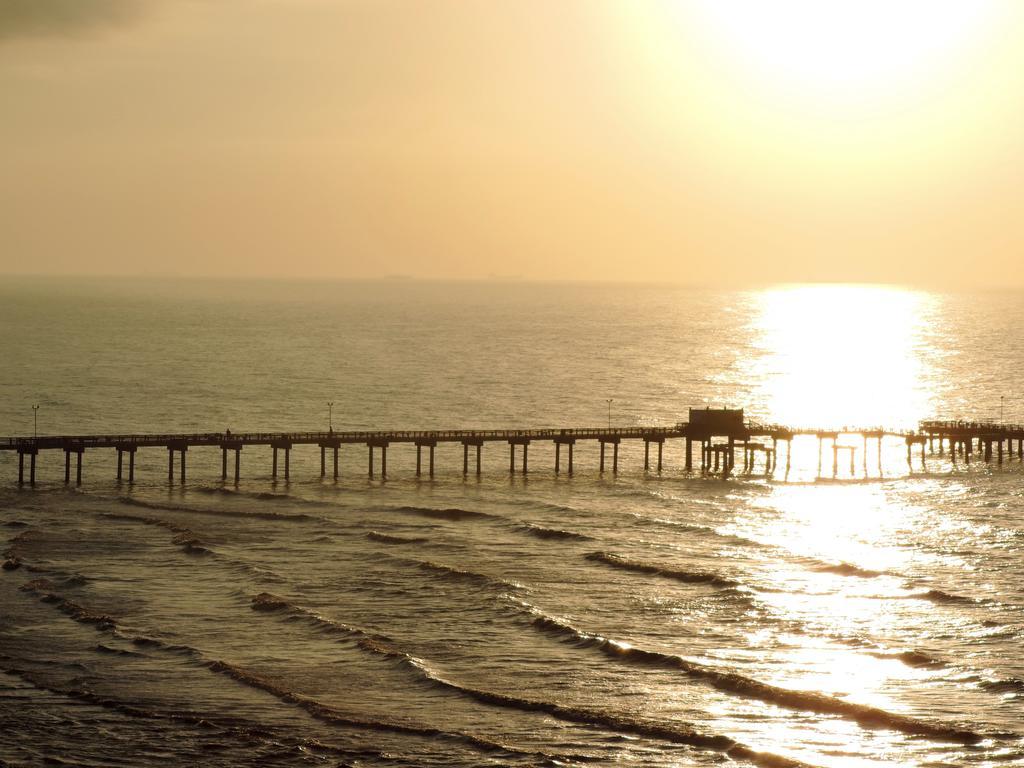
[3,0,1024,286]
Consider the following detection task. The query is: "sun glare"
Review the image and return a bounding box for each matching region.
[743,285,936,429]
[687,0,1004,97]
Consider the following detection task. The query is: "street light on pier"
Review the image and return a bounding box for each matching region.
[1001,395,1005,425]
[327,401,334,432]
[32,404,39,438]
[607,398,613,430]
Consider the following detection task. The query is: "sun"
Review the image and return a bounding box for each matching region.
[685,0,1005,98]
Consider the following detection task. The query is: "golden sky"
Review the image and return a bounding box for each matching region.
[3,0,1024,286]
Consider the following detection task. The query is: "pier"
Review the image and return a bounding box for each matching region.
[2,410,1022,486]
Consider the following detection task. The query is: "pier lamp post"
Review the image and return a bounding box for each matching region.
[1000,395,1005,425]
[327,401,334,432]
[607,398,613,430]
[32,404,39,438]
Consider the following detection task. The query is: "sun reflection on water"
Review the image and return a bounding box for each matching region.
[745,284,938,430]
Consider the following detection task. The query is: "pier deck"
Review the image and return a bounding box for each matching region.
[2,412,1022,486]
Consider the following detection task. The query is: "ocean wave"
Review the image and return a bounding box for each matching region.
[517,523,591,541]
[866,650,946,668]
[102,512,212,556]
[190,489,342,514]
[250,593,393,646]
[897,589,976,605]
[100,512,283,582]
[169,532,212,556]
[367,531,430,545]
[20,578,117,630]
[390,656,816,768]
[978,677,1024,695]
[204,658,529,755]
[392,505,498,521]
[117,496,320,523]
[586,551,738,588]
[523,604,983,744]
[320,626,815,767]
[416,560,523,591]
[0,662,387,763]
[808,561,888,579]
[11,594,508,755]
[94,643,145,657]
[627,514,763,547]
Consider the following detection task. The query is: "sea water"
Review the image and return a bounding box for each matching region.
[0,278,1021,767]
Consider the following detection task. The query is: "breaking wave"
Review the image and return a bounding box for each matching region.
[808,561,888,579]
[391,505,498,522]
[366,531,430,545]
[517,523,590,541]
[523,604,983,744]
[586,552,738,588]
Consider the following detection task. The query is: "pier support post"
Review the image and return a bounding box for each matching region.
[567,442,574,475]
[117,449,124,481]
[429,444,435,478]
[643,441,649,472]
[284,447,290,481]
[64,450,71,484]
[417,445,422,477]
[657,441,663,473]
[333,446,339,479]
[833,443,839,477]
[938,435,945,456]
[475,444,481,476]
[17,452,24,486]
[612,442,618,474]
[522,443,528,475]
[685,438,693,471]
[599,442,605,473]
[234,448,241,483]
[272,447,278,479]
[381,446,386,479]
[368,445,374,479]
[998,439,1004,464]
[321,446,326,478]
[555,442,561,474]
[128,449,135,483]
[984,440,992,462]
[168,449,174,484]
[509,444,515,475]
[463,443,469,476]
[222,448,228,480]
[180,448,186,485]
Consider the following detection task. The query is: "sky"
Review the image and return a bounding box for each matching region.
[3,0,1024,287]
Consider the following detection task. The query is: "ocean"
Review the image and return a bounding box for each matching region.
[0,277,1022,767]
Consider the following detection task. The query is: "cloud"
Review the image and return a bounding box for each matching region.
[0,0,142,40]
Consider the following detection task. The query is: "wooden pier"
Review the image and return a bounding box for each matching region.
[2,410,1022,487]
